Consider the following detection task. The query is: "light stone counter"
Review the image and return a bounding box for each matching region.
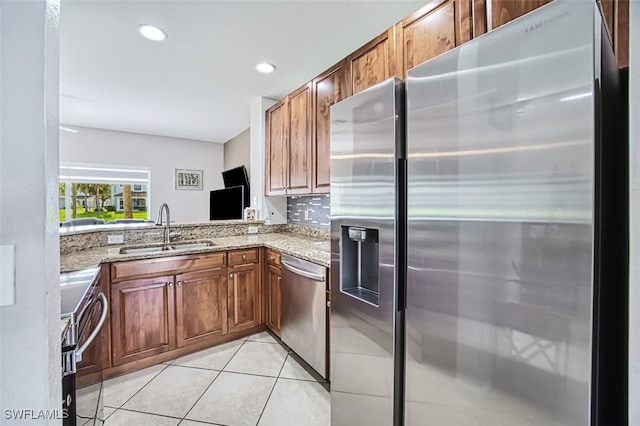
[60,232,330,272]
[61,317,70,343]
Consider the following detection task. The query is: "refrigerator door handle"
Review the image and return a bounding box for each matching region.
[281,260,326,282]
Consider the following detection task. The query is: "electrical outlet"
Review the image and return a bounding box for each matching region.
[108,234,124,244]
[247,226,258,234]
[304,210,310,221]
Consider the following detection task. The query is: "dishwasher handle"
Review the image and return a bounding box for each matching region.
[281,260,326,282]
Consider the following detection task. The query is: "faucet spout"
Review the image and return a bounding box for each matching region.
[156,203,171,245]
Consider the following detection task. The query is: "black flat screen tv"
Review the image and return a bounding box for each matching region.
[210,185,244,220]
[222,165,250,208]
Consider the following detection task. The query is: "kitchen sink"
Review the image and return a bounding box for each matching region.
[170,240,216,250]
[119,246,171,254]
[119,240,215,254]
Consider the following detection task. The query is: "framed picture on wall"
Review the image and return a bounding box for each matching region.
[175,169,203,190]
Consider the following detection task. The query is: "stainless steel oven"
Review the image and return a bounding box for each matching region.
[61,267,108,426]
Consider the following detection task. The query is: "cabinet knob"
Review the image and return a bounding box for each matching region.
[168,282,173,288]
[242,254,247,260]
[327,301,331,308]
[270,256,275,261]
[278,276,282,281]
[229,273,233,278]
[177,280,182,287]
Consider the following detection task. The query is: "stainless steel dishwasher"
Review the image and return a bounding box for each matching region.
[280,254,327,379]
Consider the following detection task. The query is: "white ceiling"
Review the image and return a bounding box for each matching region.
[60,0,425,144]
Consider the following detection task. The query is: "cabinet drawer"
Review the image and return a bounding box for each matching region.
[111,252,226,282]
[266,249,281,267]
[228,248,259,266]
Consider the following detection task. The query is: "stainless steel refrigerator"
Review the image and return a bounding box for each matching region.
[330,77,406,426]
[331,1,627,425]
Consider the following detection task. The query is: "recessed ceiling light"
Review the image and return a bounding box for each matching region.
[255,62,276,74]
[137,24,167,42]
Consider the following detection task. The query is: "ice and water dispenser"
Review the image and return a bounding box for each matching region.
[340,226,380,306]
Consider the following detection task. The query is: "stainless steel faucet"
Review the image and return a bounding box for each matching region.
[156,203,171,245]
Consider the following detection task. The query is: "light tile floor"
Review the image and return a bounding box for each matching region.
[97,330,330,426]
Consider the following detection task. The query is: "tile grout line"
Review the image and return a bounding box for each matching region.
[109,363,170,410]
[255,352,290,425]
[180,338,248,423]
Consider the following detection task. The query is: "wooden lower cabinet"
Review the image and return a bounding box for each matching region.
[110,275,176,367]
[175,268,228,348]
[266,264,282,336]
[228,262,261,333]
[78,250,268,383]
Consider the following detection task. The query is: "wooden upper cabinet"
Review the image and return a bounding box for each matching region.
[287,83,313,194]
[110,275,176,366]
[395,0,473,78]
[175,269,228,348]
[312,61,347,194]
[489,0,551,30]
[600,0,629,68]
[265,101,288,196]
[346,28,396,96]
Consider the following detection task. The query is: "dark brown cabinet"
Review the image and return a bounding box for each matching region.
[265,101,288,195]
[489,0,551,30]
[346,28,396,96]
[265,83,313,196]
[228,249,261,333]
[396,0,473,78]
[265,249,282,336]
[599,0,629,68]
[175,269,228,348]
[110,275,176,366]
[312,61,348,194]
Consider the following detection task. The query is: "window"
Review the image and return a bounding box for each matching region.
[59,163,150,223]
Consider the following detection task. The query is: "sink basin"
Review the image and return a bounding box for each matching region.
[119,246,171,254]
[119,240,215,255]
[169,241,216,250]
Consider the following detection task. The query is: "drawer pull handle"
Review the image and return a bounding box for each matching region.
[242,254,247,260]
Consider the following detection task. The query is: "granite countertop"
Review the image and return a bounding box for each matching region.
[60,232,330,272]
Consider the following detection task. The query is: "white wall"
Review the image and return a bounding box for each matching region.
[224,128,250,176]
[629,0,639,423]
[0,0,61,423]
[250,97,287,223]
[60,127,224,223]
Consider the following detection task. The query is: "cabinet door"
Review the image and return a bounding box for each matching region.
[266,264,282,336]
[396,0,472,78]
[312,61,347,194]
[600,0,629,68]
[228,262,261,333]
[175,269,228,348]
[347,28,396,96]
[287,83,313,194]
[489,0,551,30]
[265,101,288,195]
[111,276,176,366]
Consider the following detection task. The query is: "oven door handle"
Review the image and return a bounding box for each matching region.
[75,292,108,362]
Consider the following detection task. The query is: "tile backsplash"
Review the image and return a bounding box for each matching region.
[287,195,330,229]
